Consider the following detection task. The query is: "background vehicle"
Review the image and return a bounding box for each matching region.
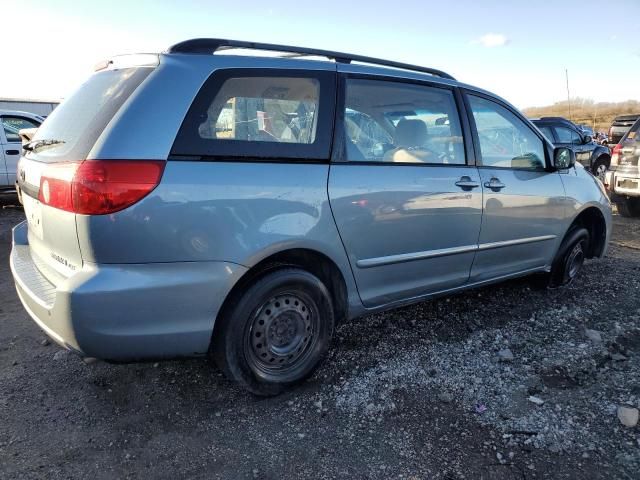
[594,131,609,146]
[609,114,640,145]
[532,117,611,179]
[0,111,42,192]
[577,124,594,137]
[607,118,640,217]
[11,39,611,395]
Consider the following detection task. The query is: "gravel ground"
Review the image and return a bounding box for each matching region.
[1,197,639,479]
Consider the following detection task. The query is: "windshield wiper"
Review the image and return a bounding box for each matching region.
[23,139,66,152]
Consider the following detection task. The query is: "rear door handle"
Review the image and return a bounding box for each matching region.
[5,150,20,155]
[484,178,506,191]
[455,176,480,190]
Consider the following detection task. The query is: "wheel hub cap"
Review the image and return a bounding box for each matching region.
[247,293,314,371]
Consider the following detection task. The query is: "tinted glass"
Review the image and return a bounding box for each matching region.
[343,79,465,164]
[468,95,545,170]
[199,77,319,144]
[555,127,581,145]
[536,125,554,143]
[28,68,152,161]
[2,116,40,143]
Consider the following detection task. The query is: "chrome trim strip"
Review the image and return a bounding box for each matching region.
[356,235,556,269]
[477,235,556,251]
[356,244,478,269]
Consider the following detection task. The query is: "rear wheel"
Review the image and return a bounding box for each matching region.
[616,198,640,218]
[212,268,335,396]
[535,227,590,289]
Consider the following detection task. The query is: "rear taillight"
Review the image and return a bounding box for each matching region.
[611,143,622,166]
[38,160,165,215]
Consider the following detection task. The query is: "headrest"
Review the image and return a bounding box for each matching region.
[394,119,428,148]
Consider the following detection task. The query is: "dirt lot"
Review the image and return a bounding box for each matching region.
[1,199,639,480]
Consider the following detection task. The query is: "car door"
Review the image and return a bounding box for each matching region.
[554,125,590,167]
[328,74,482,307]
[465,93,565,282]
[0,115,40,187]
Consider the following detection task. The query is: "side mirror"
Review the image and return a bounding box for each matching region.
[554,147,575,169]
[583,135,593,144]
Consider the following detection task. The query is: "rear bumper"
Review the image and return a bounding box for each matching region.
[10,221,247,361]
[608,171,640,201]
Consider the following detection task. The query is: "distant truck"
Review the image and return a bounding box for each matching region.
[609,114,640,145]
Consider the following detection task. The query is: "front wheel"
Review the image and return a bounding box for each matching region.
[534,227,590,289]
[212,268,335,396]
[616,198,640,218]
[591,156,609,181]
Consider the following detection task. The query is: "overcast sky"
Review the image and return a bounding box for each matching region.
[2,0,639,109]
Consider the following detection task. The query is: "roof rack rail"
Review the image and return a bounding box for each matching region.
[166,38,456,81]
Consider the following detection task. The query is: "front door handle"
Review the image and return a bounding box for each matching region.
[5,150,20,155]
[455,176,480,190]
[484,178,506,191]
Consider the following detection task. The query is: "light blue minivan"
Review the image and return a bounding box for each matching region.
[11,39,611,395]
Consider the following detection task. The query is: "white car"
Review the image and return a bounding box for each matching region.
[0,111,43,192]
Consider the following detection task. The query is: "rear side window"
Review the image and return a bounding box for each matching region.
[172,70,335,160]
[27,68,152,161]
[536,125,554,143]
[341,79,465,164]
[555,127,581,145]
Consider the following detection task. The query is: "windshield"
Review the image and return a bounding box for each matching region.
[28,67,152,161]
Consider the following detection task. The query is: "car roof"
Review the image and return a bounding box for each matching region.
[160,38,521,115]
[166,38,457,80]
[532,117,577,128]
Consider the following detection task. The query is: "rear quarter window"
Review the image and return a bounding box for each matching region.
[171,69,336,160]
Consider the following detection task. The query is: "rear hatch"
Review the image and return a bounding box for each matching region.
[18,60,156,282]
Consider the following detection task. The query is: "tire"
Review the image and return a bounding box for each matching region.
[535,227,590,289]
[616,198,640,218]
[212,268,335,396]
[591,156,609,181]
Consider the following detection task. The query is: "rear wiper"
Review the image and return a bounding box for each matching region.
[23,139,65,152]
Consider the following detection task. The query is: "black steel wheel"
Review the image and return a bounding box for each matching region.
[531,227,590,289]
[212,268,334,396]
[548,227,590,288]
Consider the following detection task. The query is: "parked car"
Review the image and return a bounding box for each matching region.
[577,124,594,138]
[11,39,612,395]
[609,114,640,145]
[532,117,611,179]
[594,131,609,146]
[0,111,42,192]
[606,118,640,217]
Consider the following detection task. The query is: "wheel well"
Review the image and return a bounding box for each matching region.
[568,207,607,258]
[213,249,349,339]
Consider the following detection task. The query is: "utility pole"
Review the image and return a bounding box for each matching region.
[565,68,572,121]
